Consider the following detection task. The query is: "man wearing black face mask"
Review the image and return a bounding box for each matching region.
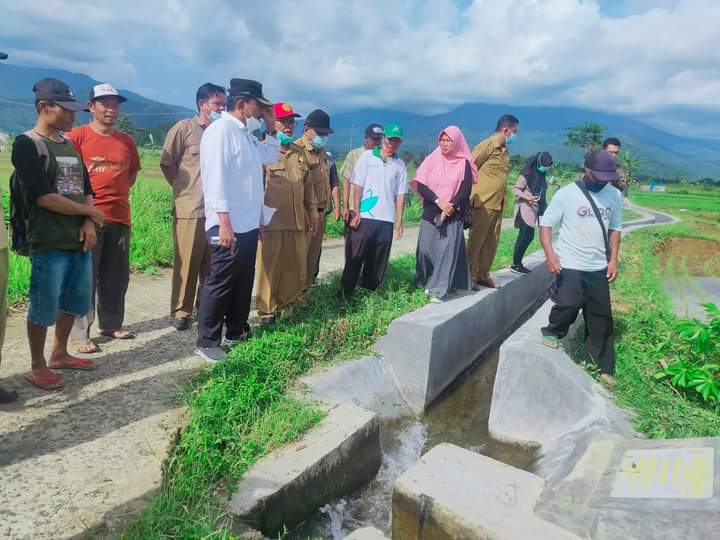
[538,150,623,386]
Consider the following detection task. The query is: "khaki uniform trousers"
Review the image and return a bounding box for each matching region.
[305,214,326,289]
[171,217,211,319]
[467,205,503,282]
[256,230,307,316]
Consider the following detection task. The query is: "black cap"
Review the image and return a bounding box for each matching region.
[228,78,271,106]
[584,150,620,182]
[33,78,84,111]
[305,109,334,135]
[364,123,384,140]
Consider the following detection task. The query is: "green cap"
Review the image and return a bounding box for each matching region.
[384,123,403,139]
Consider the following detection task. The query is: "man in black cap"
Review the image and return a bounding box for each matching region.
[539,150,623,385]
[295,109,334,301]
[340,123,383,223]
[195,78,278,362]
[11,78,105,391]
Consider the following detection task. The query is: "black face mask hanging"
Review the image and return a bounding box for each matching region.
[583,177,604,193]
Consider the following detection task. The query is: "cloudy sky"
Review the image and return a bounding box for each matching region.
[3,0,719,136]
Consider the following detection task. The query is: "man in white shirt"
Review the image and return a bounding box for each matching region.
[539,150,623,385]
[195,78,279,362]
[340,123,407,298]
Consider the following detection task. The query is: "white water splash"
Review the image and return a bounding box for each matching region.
[319,499,347,540]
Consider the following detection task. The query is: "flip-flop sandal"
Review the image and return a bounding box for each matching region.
[74,340,100,354]
[47,357,97,371]
[24,371,65,391]
[100,329,136,340]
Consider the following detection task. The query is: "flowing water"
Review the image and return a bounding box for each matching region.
[288,351,536,539]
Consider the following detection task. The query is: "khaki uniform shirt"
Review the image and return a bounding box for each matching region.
[160,116,208,218]
[264,143,318,231]
[470,133,511,211]
[295,136,330,209]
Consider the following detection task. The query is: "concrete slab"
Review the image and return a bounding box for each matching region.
[488,301,636,453]
[392,443,580,540]
[536,437,720,539]
[228,404,381,536]
[345,526,390,539]
[297,356,413,418]
[377,249,554,415]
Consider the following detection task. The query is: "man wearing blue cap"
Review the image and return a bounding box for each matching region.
[539,150,623,385]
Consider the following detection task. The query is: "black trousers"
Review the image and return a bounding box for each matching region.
[71,222,131,339]
[341,219,393,296]
[542,269,616,374]
[512,222,535,266]
[197,226,258,347]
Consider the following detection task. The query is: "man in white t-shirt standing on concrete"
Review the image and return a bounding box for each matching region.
[340,123,407,298]
[539,150,622,385]
[195,78,278,362]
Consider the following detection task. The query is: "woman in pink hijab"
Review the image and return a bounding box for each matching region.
[412,125,478,302]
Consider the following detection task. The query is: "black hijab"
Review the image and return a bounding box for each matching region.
[520,151,553,215]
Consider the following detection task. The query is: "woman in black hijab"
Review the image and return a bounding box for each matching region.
[511,151,553,274]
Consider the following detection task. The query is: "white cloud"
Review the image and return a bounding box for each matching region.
[2,0,718,129]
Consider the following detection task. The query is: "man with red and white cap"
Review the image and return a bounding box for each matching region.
[539,149,623,385]
[255,102,318,323]
[67,83,141,353]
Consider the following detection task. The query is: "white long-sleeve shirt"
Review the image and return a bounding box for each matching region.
[200,111,280,233]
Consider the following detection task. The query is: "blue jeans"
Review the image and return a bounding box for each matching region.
[28,250,91,327]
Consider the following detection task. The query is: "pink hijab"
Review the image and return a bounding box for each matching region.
[412,125,478,201]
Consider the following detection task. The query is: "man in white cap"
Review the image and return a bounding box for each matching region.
[67,83,141,352]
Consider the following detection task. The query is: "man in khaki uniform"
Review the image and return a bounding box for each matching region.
[468,114,519,289]
[255,102,318,322]
[295,109,334,300]
[160,83,226,330]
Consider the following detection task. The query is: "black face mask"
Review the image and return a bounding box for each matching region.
[583,177,604,193]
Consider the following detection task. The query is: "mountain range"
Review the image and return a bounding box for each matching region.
[1,63,719,178]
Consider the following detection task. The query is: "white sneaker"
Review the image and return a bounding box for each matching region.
[194,346,227,364]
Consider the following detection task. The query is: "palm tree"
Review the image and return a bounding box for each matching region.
[619,150,645,197]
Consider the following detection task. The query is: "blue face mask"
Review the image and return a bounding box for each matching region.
[209,111,222,122]
[311,135,328,149]
[506,132,518,145]
[276,131,294,145]
[245,116,266,136]
[537,165,550,174]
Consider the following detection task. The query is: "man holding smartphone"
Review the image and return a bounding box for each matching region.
[195,79,278,362]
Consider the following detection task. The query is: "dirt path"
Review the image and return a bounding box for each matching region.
[0,219,514,539]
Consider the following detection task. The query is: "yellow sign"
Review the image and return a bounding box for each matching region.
[611,447,714,499]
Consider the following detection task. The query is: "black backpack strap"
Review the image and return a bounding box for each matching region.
[575,180,610,262]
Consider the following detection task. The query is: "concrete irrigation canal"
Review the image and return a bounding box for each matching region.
[225,206,720,539]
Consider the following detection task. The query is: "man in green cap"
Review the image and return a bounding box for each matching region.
[340,123,407,298]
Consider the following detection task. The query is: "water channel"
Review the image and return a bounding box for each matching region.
[288,351,537,539]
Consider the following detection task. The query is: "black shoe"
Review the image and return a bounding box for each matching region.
[172,317,191,331]
[0,384,19,404]
[511,264,531,275]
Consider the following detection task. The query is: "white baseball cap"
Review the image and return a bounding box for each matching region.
[88,83,127,103]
